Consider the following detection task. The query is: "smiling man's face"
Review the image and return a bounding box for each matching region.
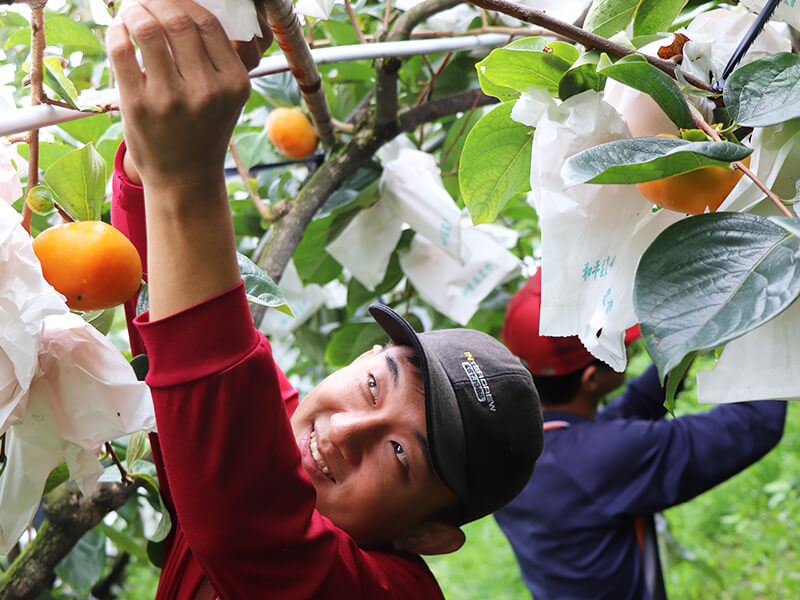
[290,345,458,547]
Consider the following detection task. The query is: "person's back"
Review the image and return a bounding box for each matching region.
[495,271,786,600]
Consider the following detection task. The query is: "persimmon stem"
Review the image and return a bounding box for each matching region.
[690,105,793,217]
[104,442,132,485]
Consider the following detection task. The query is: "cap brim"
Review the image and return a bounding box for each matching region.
[368,304,469,503]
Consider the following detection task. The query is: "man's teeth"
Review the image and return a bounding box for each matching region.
[309,431,331,476]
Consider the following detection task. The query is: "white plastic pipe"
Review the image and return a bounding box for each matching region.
[0,34,509,138]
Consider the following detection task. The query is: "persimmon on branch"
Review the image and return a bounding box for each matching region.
[252,0,490,299]
[689,105,793,218]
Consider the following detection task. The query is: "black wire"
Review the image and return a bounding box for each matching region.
[224,151,325,177]
[711,0,781,94]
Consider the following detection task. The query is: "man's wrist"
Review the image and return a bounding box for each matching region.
[122,148,143,186]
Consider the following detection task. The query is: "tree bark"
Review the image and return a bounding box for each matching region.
[0,480,142,600]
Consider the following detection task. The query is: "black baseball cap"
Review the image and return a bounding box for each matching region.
[368,303,544,524]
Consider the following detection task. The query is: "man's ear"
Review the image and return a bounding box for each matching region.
[392,522,466,556]
[580,364,601,393]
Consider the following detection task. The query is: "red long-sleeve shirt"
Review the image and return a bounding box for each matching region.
[111,144,445,599]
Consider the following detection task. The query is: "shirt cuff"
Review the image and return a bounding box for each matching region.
[134,282,260,387]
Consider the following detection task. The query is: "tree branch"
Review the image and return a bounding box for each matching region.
[252,88,496,309]
[385,0,464,42]
[21,5,46,235]
[0,481,143,600]
[465,0,711,91]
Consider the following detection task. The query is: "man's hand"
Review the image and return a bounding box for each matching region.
[107,0,247,319]
[116,0,273,186]
[108,0,251,190]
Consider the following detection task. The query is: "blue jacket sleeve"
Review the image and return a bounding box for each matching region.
[578,400,787,517]
[599,364,668,422]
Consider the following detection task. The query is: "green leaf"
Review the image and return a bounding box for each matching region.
[632,0,688,37]
[136,473,173,544]
[724,53,800,127]
[633,212,800,379]
[82,308,116,335]
[599,56,694,129]
[42,56,79,109]
[325,321,388,368]
[476,46,574,100]
[135,283,149,316]
[26,185,54,216]
[43,463,70,495]
[585,0,639,38]
[55,526,105,596]
[58,113,113,145]
[130,354,150,381]
[44,16,105,54]
[97,522,149,560]
[16,141,73,172]
[562,137,752,186]
[663,351,695,413]
[125,430,150,473]
[558,51,607,101]
[237,252,292,315]
[43,142,106,221]
[459,102,533,224]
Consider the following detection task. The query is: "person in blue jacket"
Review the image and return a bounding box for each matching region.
[494,269,787,600]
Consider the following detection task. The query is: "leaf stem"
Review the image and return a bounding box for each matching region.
[689,105,793,217]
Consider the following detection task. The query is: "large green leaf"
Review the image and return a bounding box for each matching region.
[584,0,639,38]
[55,526,105,596]
[44,15,105,54]
[43,142,106,221]
[558,51,607,101]
[97,522,149,560]
[632,0,688,37]
[459,102,533,224]
[633,213,800,380]
[724,53,800,127]
[562,137,752,186]
[58,113,113,145]
[599,56,693,129]
[325,321,388,368]
[43,56,79,109]
[237,252,292,315]
[476,45,575,100]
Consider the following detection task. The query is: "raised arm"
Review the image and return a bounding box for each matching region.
[107,0,250,320]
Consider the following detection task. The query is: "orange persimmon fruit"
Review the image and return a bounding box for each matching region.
[265,107,319,160]
[32,221,142,311]
[636,134,749,215]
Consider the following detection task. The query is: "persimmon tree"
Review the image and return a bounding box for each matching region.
[0,0,798,597]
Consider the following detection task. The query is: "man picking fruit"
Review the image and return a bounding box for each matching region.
[494,270,786,600]
[106,1,543,598]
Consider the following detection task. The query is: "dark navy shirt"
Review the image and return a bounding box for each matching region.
[494,364,786,600]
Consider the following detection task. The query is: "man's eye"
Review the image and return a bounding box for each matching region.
[367,374,378,404]
[392,442,409,470]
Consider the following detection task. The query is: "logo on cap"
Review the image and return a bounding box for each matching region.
[462,351,496,412]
